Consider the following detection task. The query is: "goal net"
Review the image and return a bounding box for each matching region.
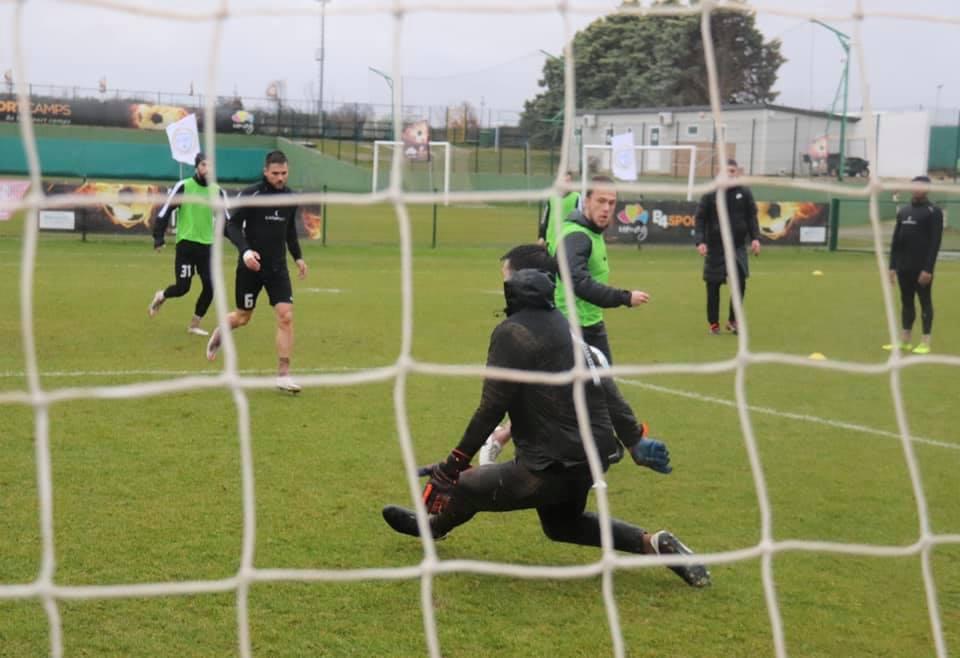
[1,2,959,658]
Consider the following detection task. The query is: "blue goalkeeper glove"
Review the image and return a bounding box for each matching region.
[629,438,672,474]
[422,449,471,514]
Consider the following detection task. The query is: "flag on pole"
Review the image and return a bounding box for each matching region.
[165,113,200,165]
[611,131,638,181]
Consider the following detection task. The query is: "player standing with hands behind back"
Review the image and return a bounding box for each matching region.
[884,175,943,354]
[694,159,760,335]
[206,150,308,393]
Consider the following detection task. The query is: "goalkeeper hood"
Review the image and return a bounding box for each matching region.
[503,269,556,316]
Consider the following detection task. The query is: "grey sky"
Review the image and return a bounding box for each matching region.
[1,0,958,122]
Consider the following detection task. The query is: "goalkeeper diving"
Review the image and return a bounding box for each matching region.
[383,244,710,588]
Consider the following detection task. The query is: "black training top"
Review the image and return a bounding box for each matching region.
[694,186,760,249]
[454,269,621,471]
[890,200,944,273]
[226,178,303,268]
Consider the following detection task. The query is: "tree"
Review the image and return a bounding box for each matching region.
[520,0,785,146]
[446,101,480,143]
[327,103,373,137]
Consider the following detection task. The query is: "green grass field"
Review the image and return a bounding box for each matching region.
[1,206,959,657]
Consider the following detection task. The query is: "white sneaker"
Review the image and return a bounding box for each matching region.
[187,326,209,336]
[205,328,221,361]
[147,290,165,317]
[478,426,505,465]
[276,376,302,394]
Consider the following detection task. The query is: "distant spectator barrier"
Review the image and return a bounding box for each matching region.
[607,200,829,246]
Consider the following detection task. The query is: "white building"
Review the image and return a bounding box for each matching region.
[573,103,878,178]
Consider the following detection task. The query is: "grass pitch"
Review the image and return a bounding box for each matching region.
[1,205,958,657]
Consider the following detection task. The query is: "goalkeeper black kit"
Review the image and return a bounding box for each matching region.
[411,269,653,547]
[225,178,303,308]
[453,268,623,472]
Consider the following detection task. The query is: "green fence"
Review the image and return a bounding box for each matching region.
[928,125,960,174]
[280,138,371,193]
[831,197,960,253]
[0,124,274,182]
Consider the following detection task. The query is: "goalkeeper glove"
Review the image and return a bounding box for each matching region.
[629,438,672,474]
[422,449,471,514]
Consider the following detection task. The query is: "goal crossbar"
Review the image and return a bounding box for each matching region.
[581,143,697,201]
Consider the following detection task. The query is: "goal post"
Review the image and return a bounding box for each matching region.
[372,140,451,205]
[581,143,697,201]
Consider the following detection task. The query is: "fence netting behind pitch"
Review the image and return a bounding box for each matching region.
[1,2,959,658]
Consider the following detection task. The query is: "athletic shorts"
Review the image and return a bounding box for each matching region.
[235,263,293,309]
[174,240,211,280]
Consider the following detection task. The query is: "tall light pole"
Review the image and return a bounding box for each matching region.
[368,66,394,140]
[315,0,331,137]
[811,19,851,182]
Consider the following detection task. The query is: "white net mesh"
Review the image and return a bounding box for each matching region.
[1,1,959,657]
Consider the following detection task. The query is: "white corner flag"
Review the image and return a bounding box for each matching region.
[165,113,200,165]
[611,131,638,181]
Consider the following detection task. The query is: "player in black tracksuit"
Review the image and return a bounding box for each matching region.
[887,176,944,354]
[694,159,760,335]
[382,245,710,587]
[205,150,309,392]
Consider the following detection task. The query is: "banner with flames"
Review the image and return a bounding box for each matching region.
[41,180,322,239]
[607,200,828,246]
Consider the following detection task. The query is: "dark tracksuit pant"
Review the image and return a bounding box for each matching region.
[429,460,647,552]
[163,240,213,317]
[896,270,934,334]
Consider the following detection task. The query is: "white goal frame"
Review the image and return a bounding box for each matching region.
[581,143,697,201]
[372,140,451,205]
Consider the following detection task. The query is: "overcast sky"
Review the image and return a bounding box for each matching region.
[1,0,958,123]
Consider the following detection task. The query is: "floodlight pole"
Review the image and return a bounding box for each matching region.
[315,0,332,137]
[369,66,395,141]
[812,20,851,182]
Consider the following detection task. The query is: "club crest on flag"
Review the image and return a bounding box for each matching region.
[165,113,200,165]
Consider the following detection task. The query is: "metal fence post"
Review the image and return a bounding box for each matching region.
[322,184,329,247]
[639,122,646,178]
[791,116,799,178]
[954,110,960,183]
[431,188,438,249]
[829,197,840,251]
[749,118,757,176]
[673,121,680,177]
[711,123,717,177]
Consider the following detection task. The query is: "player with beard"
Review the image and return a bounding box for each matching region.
[885,175,944,354]
[148,152,230,336]
[206,150,308,393]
